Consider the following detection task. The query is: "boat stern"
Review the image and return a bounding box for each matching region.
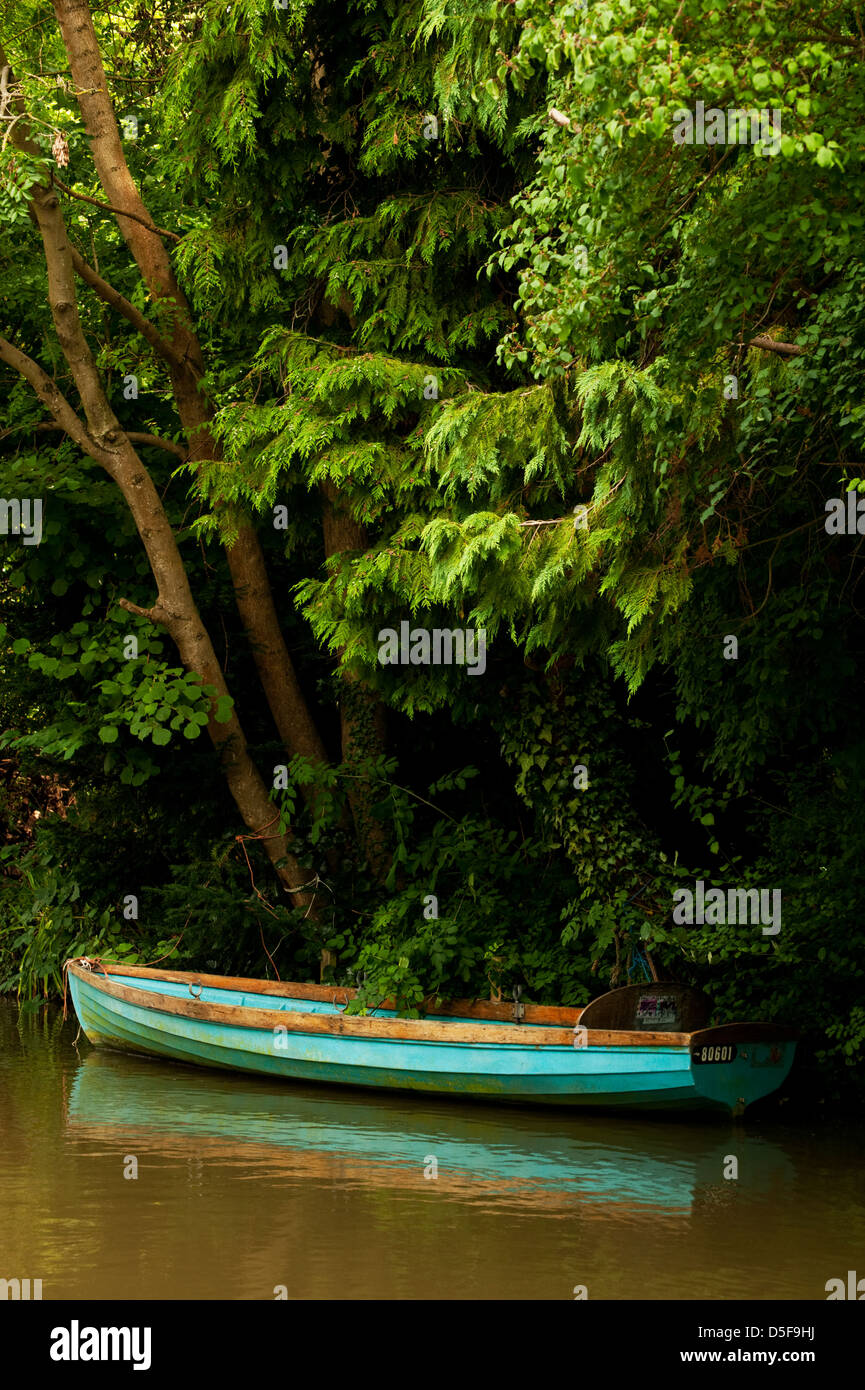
[688,1024,798,1115]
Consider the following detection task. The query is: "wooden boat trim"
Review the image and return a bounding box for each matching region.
[70,960,585,1026]
[67,963,691,1048]
[689,1022,799,1046]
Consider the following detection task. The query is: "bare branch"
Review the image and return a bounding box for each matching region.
[746,335,808,357]
[116,596,167,624]
[0,418,188,459]
[126,431,188,460]
[0,332,112,463]
[69,246,187,369]
[53,175,181,243]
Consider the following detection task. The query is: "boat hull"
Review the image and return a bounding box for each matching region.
[66,964,796,1114]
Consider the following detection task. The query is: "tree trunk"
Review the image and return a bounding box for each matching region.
[51,0,329,791]
[320,481,391,882]
[0,69,317,908]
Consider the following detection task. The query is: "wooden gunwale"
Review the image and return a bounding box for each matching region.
[69,960,582,1026]
[689,1022,799,1046]
[67,963,691,1049]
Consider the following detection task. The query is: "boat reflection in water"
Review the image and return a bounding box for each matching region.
[66,1050,794,1219]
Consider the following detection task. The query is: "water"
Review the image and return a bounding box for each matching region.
[1,999,862,1300]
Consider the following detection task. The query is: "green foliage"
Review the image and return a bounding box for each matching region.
[0,0,863,1113]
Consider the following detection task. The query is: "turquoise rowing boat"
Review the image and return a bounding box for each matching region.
[65,960,797,1115]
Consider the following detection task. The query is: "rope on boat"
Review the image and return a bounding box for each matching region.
[61,955,109,1021]
[61,811,335,1014]
[235,813,337,981]
[235,813,333,911]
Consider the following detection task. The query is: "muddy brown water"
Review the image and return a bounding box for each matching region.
[0,1000,862,1300]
